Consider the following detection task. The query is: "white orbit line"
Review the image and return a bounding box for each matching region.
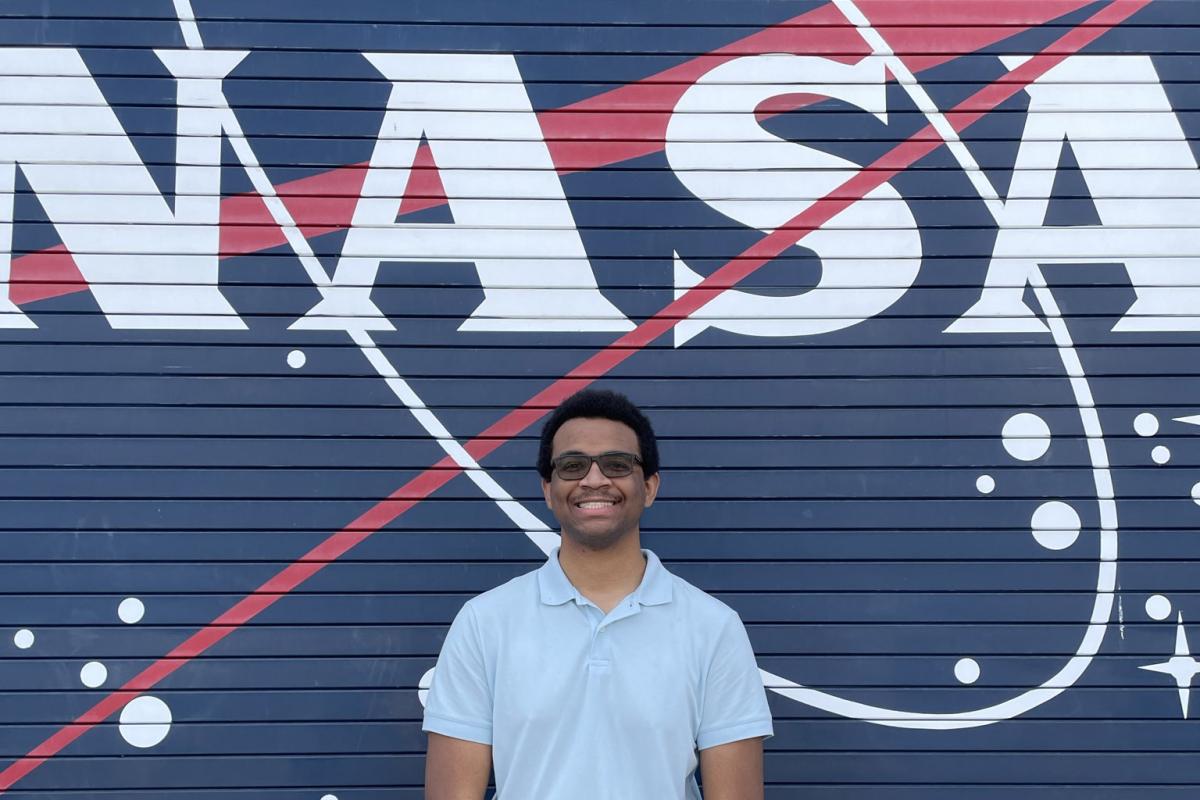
[761,0,1119,729]
[349,329,559,557]
[169,1,557,555]
[172,0,204,50]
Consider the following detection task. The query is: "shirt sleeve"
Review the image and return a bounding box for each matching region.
[422,601,494,745]
[696,609,774,751]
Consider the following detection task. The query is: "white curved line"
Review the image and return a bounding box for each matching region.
[762,264,1118,728]
[348,329,559,557]
[758,0,1119,728]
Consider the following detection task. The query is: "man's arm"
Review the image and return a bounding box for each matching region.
[424,732,492,800]
[699,737,765,800]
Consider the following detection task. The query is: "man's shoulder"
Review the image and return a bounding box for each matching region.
[460,562,542,620]
[659,562,742,627]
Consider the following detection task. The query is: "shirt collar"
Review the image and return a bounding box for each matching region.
[537,546,674,607]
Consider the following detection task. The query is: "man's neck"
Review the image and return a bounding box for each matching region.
[557,533,647,614]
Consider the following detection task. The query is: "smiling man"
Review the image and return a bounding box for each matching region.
[422,389,773,799]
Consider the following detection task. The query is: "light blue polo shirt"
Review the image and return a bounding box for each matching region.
[422,547,773,799]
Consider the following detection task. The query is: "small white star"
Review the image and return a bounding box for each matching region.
[1140,612,1200,718]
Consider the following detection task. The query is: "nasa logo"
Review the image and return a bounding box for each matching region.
[4,0,1200,794]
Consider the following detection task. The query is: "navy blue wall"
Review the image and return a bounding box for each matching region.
[0,0,1197,796]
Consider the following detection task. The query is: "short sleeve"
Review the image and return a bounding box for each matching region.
[422,602,494,745]
[696,610,774,750]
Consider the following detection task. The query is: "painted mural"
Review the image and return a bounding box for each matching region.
[0,0,1197,796]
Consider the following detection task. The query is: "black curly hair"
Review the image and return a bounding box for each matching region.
[536,389,659,481]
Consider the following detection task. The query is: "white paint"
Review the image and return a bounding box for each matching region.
[172,0,203,49]
[954,658,981,685]
[947,55,1200,334]
[118,696,172,748]
[1134,412,1160,437]
[0,48,249,329]
[1146,595,1173,621]
[118,597,145,624]
[80,661,107,688]
[665,54,920,346]
[418,666,436,708]
[1031,501,1081,551]
[833,0,1003,221]
[975,475,995,494]
[12,629,33,649]
[760,27,1118,729]
[1140,613,1200,719]
[1001,413,1051,461]
[293,53,630,334]
[350,330,558,557]
[1193,482,1200,506]
[287,349,307,369]
[321,795,338,800]
[1152,445,1171,465]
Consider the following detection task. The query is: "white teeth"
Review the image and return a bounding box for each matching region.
[578,501,615,509]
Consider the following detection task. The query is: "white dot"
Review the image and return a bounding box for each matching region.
[1134,412,1159,437]
[1193,482,1200,506]
[1002,413,1051,461]
[1152,445,1171,465]
[287,349,307,369]
[119,696,172,748]
[975,474,995,494]
[13,629,33,649]
[118,597,144,624]
[954,658,980,684]
[1031,501,1081,550]
[1145,594,1172,621]
[80,661,107,688]
[418,667,436,708]
[321,795,338,800]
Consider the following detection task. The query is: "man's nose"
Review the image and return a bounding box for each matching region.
[579,459,612,487]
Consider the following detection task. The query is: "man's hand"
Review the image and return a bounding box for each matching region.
[699,736,765,800]
[424,732,492,800]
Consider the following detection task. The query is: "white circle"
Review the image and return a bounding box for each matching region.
[975,474,995,494]
[80,661,107,688]
[1134,412,1159,437]
[1145,594,1172,621]
[1031,501,1081,551]
[118,696,172,748]
[287,349,307,369]
[1152,445,1171,465]
[1193,482,1200,506]
[418,667,436,708]
[13,629,33,649]
[118,597,145,624]
[321,795,338,800]
[954,658,980,685]
[1001,413,1051,461]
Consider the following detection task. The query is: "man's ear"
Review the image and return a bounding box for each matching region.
[643,472,660,508]
[541,478,553,509]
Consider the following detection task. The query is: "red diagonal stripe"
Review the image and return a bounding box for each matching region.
[0,0,1148,791]
[6,0,1095,305]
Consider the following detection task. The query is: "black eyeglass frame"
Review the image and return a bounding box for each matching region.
[549,451,644,481]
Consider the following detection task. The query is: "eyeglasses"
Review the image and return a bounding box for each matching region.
[550,451,643,481]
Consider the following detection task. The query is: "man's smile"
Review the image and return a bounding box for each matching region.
[574,497,620,511]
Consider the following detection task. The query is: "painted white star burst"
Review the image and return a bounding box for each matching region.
[1140,612,1200,718]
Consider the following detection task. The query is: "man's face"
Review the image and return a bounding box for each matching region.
[541,417,660,551]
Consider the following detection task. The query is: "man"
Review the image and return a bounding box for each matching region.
[422,389,773,799]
